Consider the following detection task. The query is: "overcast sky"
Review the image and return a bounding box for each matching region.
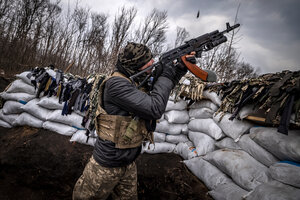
[60,0,300,74]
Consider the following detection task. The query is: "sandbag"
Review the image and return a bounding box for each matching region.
[188,107,214,119]
[238,134,279,167]
[13,112,43,128]
[203,149,272,191]
[189,100,218,111]
[183,157,232,190]
[153,132,166,143]
[141,142,176,154]
[0,119,12,128]
[238,104,265,119]
[188,118,225,140]
[165,99,187,111]
[70,130,96,146]
[213,112,253,141]
[21,99,53,121]
[244,180,300,200]
[215,137,241,150]
[269,162,300,188]
[15,71,32,85]
[165,134,189,144]
[209,182,248,200]
[250,127,300,162]
[164,110,189,124]
[37,96,64,110]
[2,100,24,114]
[6,79,35,95]
[0,92,35,102]
[155,120,187,135]
[47,110,84,129]
[202,90,222,106]
[188,131,215,156]
[0,110,19,125]
[42,121,77,136]
[174,141,198,160]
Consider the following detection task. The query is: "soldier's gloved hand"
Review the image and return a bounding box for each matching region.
[161,62,187,85]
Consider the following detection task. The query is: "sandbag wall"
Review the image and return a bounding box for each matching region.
[142,90,300,200]
[1,69,300,200]
[0,69,96,146]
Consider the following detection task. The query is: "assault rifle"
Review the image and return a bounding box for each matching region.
[130,22,240,87]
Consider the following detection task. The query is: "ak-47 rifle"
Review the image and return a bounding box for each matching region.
[130,22,240,87]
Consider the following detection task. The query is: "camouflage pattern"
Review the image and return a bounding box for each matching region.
[73,156,138,200]
[118,42,152,76]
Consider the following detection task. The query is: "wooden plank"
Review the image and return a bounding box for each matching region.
[245,115,266,122]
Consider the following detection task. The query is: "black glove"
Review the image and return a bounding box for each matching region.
[161,62,187,85]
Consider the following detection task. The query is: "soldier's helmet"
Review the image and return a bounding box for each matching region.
[118,42,153,72]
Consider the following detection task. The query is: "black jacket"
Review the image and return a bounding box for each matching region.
[93,75,174,167]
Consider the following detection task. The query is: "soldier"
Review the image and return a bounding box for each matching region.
[73,42,191,200]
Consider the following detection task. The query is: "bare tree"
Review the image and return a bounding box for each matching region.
[134,9,168,57]
[174,26,189,47]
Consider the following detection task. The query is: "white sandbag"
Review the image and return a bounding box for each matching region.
[142,142,176,154]
[184,157,232,190]
[188,131,215,156]
[213,112,253,141]
[164,110,189,124]
[70,130,96,146]
[250,127,300,162]
[238,134,279,167]
[0,110,19,125]
[2,100,24,114]
[202,90,222,106]
[0,119,12,128]
[244,180,300,200]
[155,120,169,133]
[21,99,52,121]
[6,79,35,95]
[15,71,32,85]
[165,99,187,111]
[188,107,214,119]
[13,112,43,128]
[46,68,56,77]
[0,92,35,102]
[269,162,300,188]
[189,100,218,111]
[47,110,84,129]
[153,132,166,142]
[209,182,248,200]
[37,96,64,110]
[174,141,198,160]
[155,119,187,135]
[165,134,189,144]
[215,137,241,150]
[238,104,265,119]
[203,149,272,191]
[42,121,77,136]
[188,118,225,140]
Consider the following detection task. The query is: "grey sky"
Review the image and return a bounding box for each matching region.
[60,0,300,74]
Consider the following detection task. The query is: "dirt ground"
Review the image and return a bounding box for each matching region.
[0,126,212,200]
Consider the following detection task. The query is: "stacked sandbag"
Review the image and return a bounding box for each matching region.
[0,69,96,146]
[143,99,189,154]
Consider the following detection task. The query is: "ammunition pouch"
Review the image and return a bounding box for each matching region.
[95,114,149,149]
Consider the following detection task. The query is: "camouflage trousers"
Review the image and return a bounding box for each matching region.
[72,156,138,200]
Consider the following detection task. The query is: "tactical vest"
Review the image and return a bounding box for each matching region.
[94,72,152,149]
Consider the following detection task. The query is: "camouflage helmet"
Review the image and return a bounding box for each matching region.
[118,42,153,70]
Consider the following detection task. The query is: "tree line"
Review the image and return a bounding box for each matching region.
[0,0,258,81]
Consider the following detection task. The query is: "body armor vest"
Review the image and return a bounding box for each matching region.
[94,72,152,149]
